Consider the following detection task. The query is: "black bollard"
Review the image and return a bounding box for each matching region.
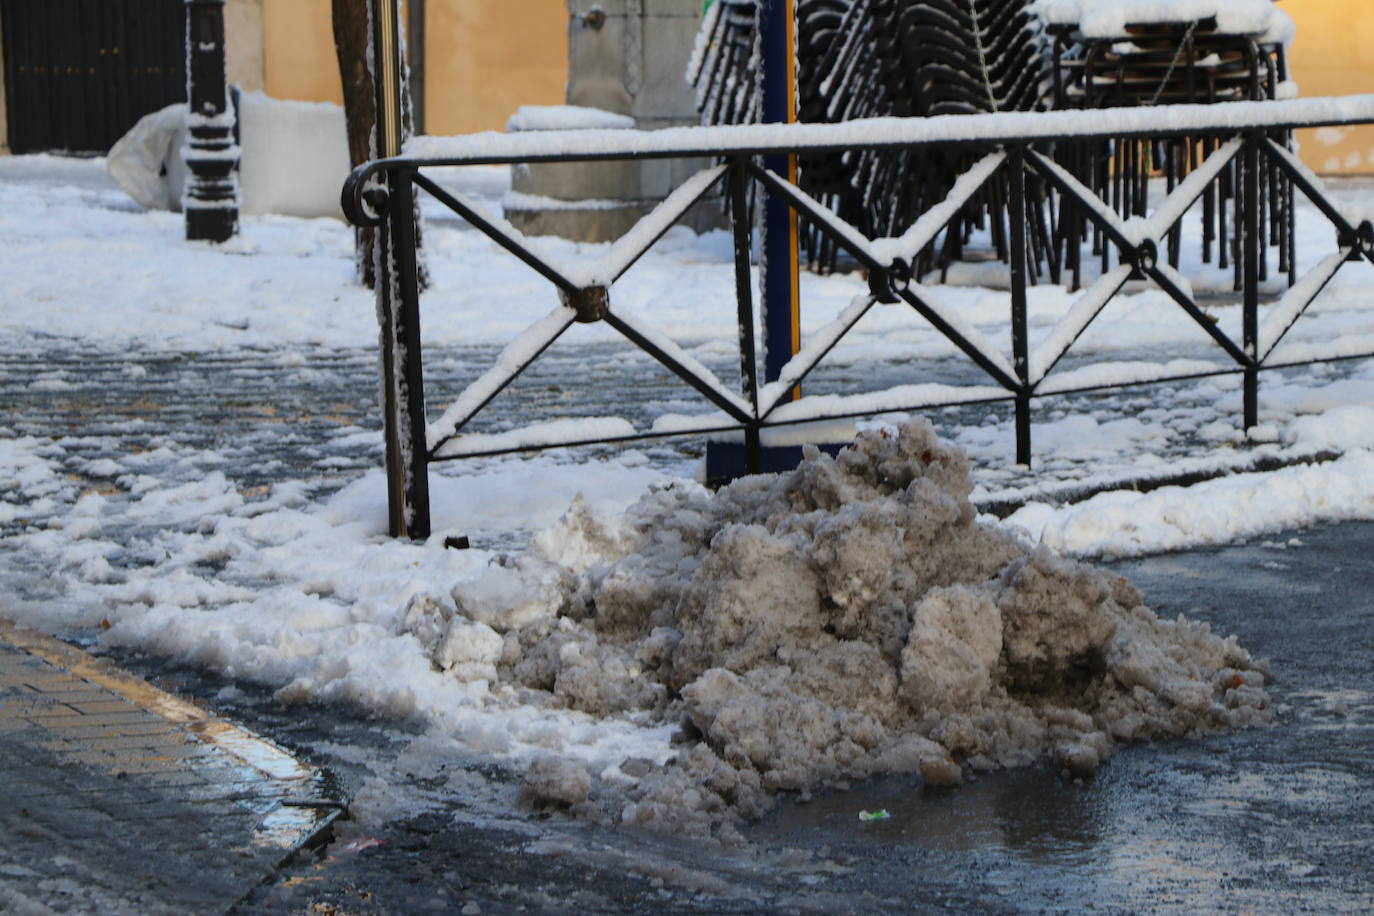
[184,0,239,243]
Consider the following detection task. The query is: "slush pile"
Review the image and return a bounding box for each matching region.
[429,420,1271,841]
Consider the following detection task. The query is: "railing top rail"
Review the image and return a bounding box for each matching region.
[390,94,1374,168]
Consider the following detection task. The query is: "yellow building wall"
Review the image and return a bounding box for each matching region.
[261,0,567,135]
[1286,0,1374,174]
[257,0,1374,170]
[263,0,343,105]
[424,0,567,136]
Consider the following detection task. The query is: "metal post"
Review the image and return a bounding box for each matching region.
[373,0,431,538]
[407,0,425,135]
[184,0,238,242]
[1242,131,1260,431]
[730,159,762,473]
[758,0,800,390]
[1009,147,1032,466]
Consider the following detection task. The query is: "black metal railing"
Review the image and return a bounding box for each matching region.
[344,95,1374,538]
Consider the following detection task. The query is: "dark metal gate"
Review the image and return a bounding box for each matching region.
[1,0,186,154]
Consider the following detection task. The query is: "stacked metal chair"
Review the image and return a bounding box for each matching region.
[692,0,761,131]
[1044,8,1294,286]
[691,0,1054,277]
[690,0,1293,287]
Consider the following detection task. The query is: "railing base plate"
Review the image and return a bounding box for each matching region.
[704,440,849,489]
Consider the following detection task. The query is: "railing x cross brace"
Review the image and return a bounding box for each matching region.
[344,94,1374,539]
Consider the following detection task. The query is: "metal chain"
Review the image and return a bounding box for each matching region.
[1150,21,1199,107]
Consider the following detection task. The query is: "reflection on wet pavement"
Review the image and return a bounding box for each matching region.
[0,621,341,912]
[742,524,1374,911]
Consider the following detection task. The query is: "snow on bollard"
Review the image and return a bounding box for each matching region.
[183,0,239,242]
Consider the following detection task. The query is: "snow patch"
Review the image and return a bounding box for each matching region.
[506,106,637,133]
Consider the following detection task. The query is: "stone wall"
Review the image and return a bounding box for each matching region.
[508,0,723,243]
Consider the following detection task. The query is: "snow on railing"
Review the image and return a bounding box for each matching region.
[1257,251,1350,361]
[433,417,638,459]
[1027,151,1134,245]
[904,281,1018,383]
[1029,265,1134,385]
[869,152,1006,266]
[402,95,1374,165]
[601,309,754,422]
[758,294,876,416]
[348,94,1374,538]
[426,306,577,453]
[767,383,1010,425]
[1139,138,1244,243]
[601,165,728,283]
[1036,358,1225,396]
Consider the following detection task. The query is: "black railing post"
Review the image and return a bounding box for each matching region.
[1243,131,1260,431]
[184,0,238,243]
[372,0,430,539]
[1008,146,1032,466]
[393,167,431,537]
[729,158,763,473]
[408,0,426,135]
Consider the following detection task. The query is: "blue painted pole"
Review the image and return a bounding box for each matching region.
[758,0,800,391]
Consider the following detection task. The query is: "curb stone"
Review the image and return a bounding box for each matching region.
[0,620,344,915]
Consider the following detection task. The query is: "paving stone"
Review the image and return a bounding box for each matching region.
[68,699,144,714]
[0,622,342,913]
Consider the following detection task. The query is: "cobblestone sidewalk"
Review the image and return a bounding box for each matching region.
[0,622,341,915]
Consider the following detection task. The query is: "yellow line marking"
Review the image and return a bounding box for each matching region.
[0,621,311,783]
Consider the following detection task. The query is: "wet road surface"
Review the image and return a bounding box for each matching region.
[2,345,1372,912]
[104,520,1370,914]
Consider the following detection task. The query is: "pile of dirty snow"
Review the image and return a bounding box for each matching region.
[410,420,1270,842]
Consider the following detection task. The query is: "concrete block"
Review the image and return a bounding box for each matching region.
[569,0,633,15]
[511,159,645,201]
[508,202,651,244]
[507,197,726,245]
[568,11,635,114]
[510,1,721,244]
[639,156,720,200]
[644,0,702,17]
[632,12,703,124]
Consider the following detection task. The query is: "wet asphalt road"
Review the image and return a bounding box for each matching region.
[180,519,1365,914]
[3,344,1372,912]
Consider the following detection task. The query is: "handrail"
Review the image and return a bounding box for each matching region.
[398,94,1374,164]
[347,101,1374,539]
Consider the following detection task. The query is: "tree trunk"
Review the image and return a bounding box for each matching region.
[331,0,426,289]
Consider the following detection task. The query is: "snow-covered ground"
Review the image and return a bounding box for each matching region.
[3,153,1374,834]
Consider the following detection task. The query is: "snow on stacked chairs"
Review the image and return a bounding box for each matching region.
[690,0,1301,290]
[1036,0,1298,285]
[693,0,1055,279]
